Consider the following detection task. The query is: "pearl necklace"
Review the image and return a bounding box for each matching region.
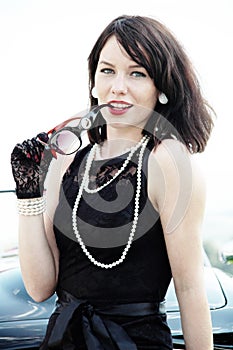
[84,135,148,193]
[72,135,150,269]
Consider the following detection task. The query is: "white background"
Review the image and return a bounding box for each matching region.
[0,0,232,251]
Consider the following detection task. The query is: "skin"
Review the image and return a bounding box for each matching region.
[94,36,158,158]
[18,35,213,349]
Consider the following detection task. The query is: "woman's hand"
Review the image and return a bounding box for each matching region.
[11,132,53,199]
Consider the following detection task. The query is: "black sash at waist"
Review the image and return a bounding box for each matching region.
[47,290,166,349]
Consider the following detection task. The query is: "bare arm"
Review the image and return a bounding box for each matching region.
[18,153,74,302]
[18,211,59,302]
[148,139,213,350]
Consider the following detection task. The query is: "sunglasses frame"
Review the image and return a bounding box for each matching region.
[37,104,110,156]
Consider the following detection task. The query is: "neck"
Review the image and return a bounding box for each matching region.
[106,124,143,142]
[99,126,143,159]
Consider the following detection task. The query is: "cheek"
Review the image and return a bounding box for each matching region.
[137,82,157,101]
[95,73,108,89]
[94,81,108,100]
[143,89,158,110]
[151,86,159,105]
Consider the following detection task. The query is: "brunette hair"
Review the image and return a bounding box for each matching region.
[87,15,214,153]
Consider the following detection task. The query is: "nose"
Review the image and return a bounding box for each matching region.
[111,75,128,95]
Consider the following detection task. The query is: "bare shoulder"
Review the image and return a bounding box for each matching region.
[148,139,204,184]
[149,139,191,169]
[147,139,206,216]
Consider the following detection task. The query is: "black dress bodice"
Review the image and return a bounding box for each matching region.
[53,143,172,305]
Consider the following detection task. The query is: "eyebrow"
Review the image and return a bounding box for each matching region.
[98,60,143,69]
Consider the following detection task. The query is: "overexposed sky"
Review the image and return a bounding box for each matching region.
[0,0,232,214]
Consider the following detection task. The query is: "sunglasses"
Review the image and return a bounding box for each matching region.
[37,104,110,157]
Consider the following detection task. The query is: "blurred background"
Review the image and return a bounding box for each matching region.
[0,0,232,274]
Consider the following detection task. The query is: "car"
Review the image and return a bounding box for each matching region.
[0,253,233,350]
[166,254,233,349]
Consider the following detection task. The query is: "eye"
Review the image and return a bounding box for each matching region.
[100,68,114,74]
[131,71,147,78]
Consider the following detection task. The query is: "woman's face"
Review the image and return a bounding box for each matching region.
[94,35,158,131]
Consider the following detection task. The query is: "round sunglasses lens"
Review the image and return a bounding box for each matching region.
[50,130,80,155]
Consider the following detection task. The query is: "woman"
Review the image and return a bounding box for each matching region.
[11,15,214,349]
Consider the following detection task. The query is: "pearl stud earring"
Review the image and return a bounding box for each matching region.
[158,92,168,104]
[91,87,98,99]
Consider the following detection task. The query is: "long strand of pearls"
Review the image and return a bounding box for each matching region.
[72,135,150,269]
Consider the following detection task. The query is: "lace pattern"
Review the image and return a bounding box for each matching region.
[80,152,139,191]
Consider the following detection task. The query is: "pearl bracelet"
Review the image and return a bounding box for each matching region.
[17,197,46,216]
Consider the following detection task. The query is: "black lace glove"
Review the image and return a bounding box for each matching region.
[10,132,54,199]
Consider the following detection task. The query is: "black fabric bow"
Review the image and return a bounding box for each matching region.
[48,298,137,350]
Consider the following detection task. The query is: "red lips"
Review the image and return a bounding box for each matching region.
[108,101,133,115]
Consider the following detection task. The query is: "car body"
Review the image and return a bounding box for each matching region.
[0,254,233,350]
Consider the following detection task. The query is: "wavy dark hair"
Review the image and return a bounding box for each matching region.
[87,15,214,153]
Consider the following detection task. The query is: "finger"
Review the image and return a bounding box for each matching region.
[19,139,42,163]
[31,137,45,155]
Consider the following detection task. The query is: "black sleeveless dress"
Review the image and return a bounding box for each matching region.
[40,142,173,350]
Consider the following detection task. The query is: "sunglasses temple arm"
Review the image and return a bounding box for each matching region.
[72,103,110,136]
